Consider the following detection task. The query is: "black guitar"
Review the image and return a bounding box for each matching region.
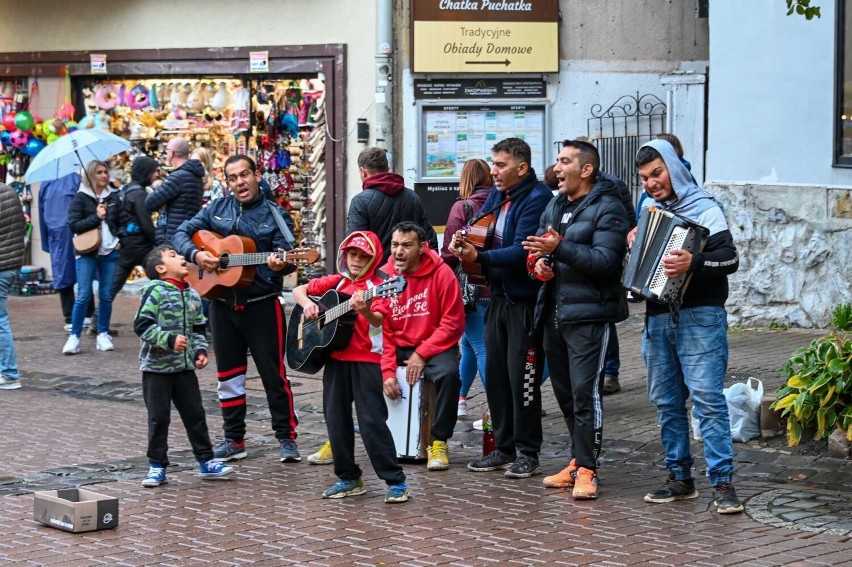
[286,276,407,374]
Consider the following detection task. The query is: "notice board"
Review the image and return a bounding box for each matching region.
[419,103,548,180]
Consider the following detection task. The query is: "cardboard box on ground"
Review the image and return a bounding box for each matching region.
[33,489,119,533]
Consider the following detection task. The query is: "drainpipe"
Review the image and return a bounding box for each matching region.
[375,0,393,152]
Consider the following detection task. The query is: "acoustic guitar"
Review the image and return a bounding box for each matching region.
[453,213,495,287]
[286,275,407,374]
[184,230,319,298]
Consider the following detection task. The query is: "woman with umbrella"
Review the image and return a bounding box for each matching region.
[62,160,121,355]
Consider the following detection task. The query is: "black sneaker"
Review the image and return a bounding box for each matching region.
[504,455,541,478]
[644,475,699,503]
[713,484,744,514]
[467,450,515,472]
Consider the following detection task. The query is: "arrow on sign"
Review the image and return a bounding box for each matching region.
[465,59,511,67]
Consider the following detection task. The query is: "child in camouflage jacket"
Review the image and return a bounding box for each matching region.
[134,245,234,487]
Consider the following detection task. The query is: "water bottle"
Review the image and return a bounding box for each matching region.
[482,412,495,456]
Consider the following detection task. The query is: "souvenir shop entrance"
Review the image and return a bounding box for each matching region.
[0,45,346,276]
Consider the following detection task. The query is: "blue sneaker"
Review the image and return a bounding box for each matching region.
[212,439,247,461]
[385,483,409,503]
[322,478,366,499]
[198,459,235,480]
[141,465,167,488]
[279,439,301,462]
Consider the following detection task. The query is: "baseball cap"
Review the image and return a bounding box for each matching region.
[342,235,374,256]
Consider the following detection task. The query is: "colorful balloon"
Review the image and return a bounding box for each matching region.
[31,123,46,140]
[15,111,34,132]
[0,130,10,146]
[22,137,46,157]
[65,120,78,133]
[46,133,59,144]
[2,112,17,131]
[10,130,29,148]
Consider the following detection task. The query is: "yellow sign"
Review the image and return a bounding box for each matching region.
[413,21,558,73]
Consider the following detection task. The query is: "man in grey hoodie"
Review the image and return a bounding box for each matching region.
[632,139,743,514]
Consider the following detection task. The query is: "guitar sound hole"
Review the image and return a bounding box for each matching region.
[219,253,230,270]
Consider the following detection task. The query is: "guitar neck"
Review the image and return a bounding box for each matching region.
[226,251,286,268]
[322,286,379,324]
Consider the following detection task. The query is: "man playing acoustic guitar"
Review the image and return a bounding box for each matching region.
[453,138,552,479]
[173,154,302,463]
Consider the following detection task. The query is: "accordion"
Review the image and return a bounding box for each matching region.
[622,206,709,304]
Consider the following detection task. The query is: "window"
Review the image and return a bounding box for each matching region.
[835,0,852,165]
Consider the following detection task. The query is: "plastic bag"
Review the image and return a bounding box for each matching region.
[690,377,763,442]
[725,377,763,442]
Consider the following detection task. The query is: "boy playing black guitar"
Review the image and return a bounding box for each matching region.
[292,230,409,504]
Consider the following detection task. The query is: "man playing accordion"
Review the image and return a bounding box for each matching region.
[631,139,743,514]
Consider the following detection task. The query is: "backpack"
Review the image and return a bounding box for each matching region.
[118,182,144,237]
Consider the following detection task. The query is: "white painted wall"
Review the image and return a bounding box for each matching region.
[707,0,852,186]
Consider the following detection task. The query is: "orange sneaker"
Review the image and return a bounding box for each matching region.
[572,467,599,500]
[543,458,578,488]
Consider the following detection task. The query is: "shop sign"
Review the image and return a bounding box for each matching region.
[414,78,546,99]
[412,0,559,74]
[90,54,107,75]
[249,51,269,73]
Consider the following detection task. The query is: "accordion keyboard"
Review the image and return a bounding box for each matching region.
[648,226,689,297]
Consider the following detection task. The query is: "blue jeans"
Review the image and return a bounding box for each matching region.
[71,250,119,337]
[459,299,488,397]
[0,269,19,379]
[642,306,734,486]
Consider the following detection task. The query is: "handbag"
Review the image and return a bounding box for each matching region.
[73,226,101,254]
[455,200,480,313]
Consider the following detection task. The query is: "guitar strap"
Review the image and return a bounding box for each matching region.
[471,178,537,225]
[265,201,297,248]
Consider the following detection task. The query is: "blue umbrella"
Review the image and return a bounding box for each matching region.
[24,128,131,185]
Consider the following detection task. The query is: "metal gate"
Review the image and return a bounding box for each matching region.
[587,92,667,206]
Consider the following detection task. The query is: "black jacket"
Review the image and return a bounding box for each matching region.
[145,159,204,245]
[118,182,156,252]
[67,187,122,257]
[533,174,630,327]
[346,172,438,263]
[172,194,297,306]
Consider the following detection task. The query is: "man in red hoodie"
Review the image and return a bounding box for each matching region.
[382,221,465,471]
[347,148,438,263]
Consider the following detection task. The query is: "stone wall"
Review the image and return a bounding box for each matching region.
[710,183,852,328]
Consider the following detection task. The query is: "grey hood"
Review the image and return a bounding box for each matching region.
[638,139,729,236]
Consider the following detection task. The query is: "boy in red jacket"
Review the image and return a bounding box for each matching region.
[382,221,465,471]
[293,231,409,503]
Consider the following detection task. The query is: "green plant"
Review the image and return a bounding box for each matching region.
[769,320,789,331]
[771,333,852,446]
[786,0,821,20]
[830,303,852,331]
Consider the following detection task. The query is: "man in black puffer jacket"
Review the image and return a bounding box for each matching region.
[146,137,204,245]
[347,147,437,263]
[523,139,629,501]
[111,156,159,298]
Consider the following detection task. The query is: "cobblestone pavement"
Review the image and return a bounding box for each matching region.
[0,293,849,565]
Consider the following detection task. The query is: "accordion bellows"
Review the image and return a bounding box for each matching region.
[622,206,709,304]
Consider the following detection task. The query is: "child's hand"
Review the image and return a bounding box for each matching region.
[383,377,401,400]
[301,301,320,320]
[350,291,368,315]
[174,334,188,351]
[195,353,208,369]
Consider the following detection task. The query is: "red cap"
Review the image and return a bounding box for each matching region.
[342,235,373,256]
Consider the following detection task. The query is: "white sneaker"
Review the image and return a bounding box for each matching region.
[63,323,72,333]
[0,376,22,390]
[83,317,93,326]
[457,398,468,417]
[96,332,114,352]
[62,335,80,355]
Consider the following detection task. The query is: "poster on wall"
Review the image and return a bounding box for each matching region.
[420,104,547,180]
